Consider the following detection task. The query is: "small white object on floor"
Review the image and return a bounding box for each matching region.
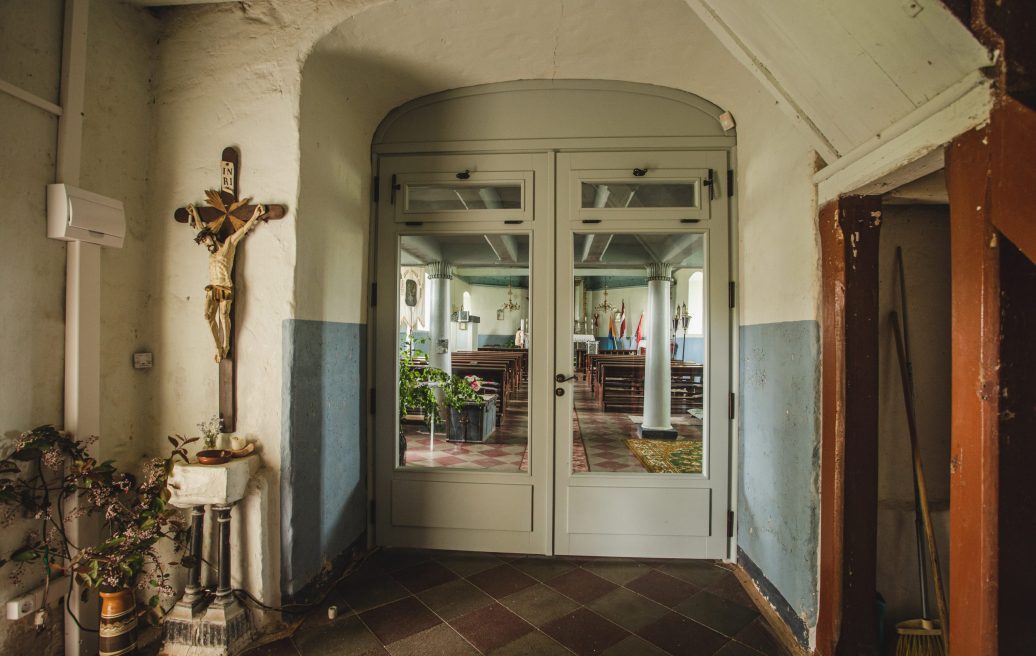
[327,605,338,620]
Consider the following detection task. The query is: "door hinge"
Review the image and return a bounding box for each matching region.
[370,282,377,308]
[372,176,379,203]
[729,392,735,420]
[369,388,376,415]
[727,510,735,538]
[727,170,734,197]
[703,169,715,200]
[390,174,400,205]
[728,281,735,309]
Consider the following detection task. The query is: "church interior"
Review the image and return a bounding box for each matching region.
[1,1,1034,655]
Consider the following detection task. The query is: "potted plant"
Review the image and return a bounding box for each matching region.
[397,341,494,446]
[443,375,495,442]
[0,425,194,654]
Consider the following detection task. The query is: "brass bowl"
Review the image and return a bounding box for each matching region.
[196,449,233,465]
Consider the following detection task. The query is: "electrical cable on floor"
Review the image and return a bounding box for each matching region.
[226,546,379,651]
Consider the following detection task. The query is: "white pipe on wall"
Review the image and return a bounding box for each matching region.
[56,2,100,655]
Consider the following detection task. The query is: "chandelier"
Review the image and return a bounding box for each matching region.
[499,280,521,313]
[594,282,617,314]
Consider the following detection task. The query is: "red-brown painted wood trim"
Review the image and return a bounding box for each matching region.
[835,196,883,656]
[989,97,1036,265]
[816,197,883,656]
[816,200,846,656]
[946,126,1001,656]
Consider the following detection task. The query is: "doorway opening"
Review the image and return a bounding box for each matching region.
[371,81,736,559]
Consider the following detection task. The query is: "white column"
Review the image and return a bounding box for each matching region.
[640,263,677,438]
[426,261,453,375]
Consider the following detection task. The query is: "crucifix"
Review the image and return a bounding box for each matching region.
[174,147,286,432]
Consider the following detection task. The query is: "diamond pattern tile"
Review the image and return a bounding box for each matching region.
[240,548,790,656]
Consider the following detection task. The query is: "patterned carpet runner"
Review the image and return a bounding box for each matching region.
[624,438,704,473]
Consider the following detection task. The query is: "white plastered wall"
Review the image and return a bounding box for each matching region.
[0,0,159,652]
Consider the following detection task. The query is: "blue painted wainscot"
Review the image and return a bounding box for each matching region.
[281,319,367,596]
[738,319,820,648]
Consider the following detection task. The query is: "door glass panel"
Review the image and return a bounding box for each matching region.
[406,184,523,212]
[571,232,705,474]
[580,182,698,209]
[397,233,530,471]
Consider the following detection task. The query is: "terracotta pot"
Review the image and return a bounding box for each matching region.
[99,588,138,656]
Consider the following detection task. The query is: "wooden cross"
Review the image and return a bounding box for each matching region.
[174,146,286,432]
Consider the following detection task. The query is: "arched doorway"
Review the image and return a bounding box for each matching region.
[372,81,736,558]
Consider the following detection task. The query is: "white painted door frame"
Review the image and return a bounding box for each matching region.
[552,150,732,559]
[373,152,554,555]
[371,147,734,560]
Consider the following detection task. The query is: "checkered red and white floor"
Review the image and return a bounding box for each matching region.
[401,380,702,473]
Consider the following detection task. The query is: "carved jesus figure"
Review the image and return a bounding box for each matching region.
[187,201,265,362]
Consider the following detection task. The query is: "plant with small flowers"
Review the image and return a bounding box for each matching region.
[0,425,195,622]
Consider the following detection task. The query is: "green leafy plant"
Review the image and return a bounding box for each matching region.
[398,340,485,425]
[0,425,194,620]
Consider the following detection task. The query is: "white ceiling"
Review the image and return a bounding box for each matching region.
[684,0,992,159]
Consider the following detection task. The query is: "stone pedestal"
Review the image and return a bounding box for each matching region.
[161,455,260,656]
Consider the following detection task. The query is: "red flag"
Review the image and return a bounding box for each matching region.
[634,311,644,344]
[618,301,627,338]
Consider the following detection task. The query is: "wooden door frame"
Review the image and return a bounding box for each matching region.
[816,195,883,656]
[815,97,1036,655]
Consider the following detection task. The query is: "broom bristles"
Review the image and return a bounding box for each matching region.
[895,619,944,656]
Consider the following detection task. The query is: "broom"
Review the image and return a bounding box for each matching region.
[890,247,948,656]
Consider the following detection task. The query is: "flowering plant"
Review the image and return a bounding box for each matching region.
[0,425,194,617]
[198,414,223,450]
[463,375,482,393]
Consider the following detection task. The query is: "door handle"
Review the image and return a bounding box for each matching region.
[555,373,575,383]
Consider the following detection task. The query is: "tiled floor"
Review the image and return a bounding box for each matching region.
[572,382,703,473]
[401,377,707,474]
[245,549,789,656]
[403,384,529,471]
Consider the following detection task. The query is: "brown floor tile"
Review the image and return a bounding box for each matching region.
[625,569,699,607]
[637,611,729,656]
[601,634,671,656]
[242,638,301,656]
[335,572,411,612]
[673,590,759,637]
[655,561,729,588]
[292,615,383,656]
[546,567,618,604]
[369,549,435,573]
[417,578,495,621]
[468,564,538,599]
[489,630,573,655]
[359,597,441,646]
[450,602,535,653]
[437,553,506,577]
[715,640,768,656]
[707,574,757,609]
[500,583,581,627]
[587,587,669,632]
[392,560,459,593]
[385,623,479,655]
[581,560,651,586]
[733,618,787,655]
[510,556,577,582]
[542,608,629,656]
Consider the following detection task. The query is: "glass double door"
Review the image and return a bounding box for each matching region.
[374,150,730,559]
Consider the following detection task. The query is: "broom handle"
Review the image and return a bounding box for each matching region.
[891,312,949,651]
[895,248,931,619]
